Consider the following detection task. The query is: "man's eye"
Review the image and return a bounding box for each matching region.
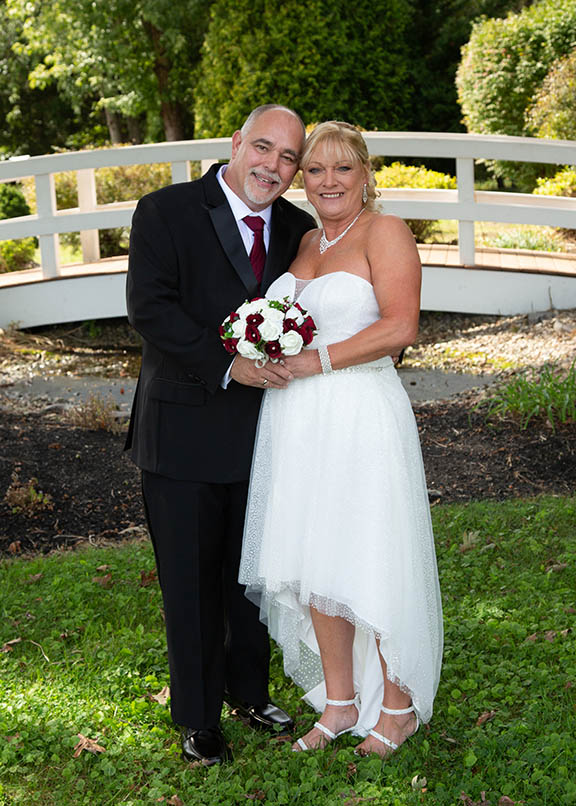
[282,155,296,164]
[255,144,267,152]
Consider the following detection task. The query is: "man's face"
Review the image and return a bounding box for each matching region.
[224,110,304,211]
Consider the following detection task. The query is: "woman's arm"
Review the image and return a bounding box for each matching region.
[285,214,421,377]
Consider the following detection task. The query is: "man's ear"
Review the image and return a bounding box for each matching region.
[230,130,242,160]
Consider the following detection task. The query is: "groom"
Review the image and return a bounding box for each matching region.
[125,105,316,765]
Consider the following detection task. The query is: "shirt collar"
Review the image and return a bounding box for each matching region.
[217,165,272,228]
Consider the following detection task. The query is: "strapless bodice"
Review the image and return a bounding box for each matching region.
[266,271,381,347]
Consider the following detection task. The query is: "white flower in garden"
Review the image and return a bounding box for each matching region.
[279,330,304,355]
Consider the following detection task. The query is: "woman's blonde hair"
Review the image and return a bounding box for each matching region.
[301,121,377,211]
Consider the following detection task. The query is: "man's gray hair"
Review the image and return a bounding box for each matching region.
[240,105,306,138]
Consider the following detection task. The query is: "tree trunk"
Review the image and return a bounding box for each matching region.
[143,20,185,141]
[126,116,143,144]
[104,108,124,144]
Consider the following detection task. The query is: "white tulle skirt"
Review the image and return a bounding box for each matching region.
[239,358,443,733]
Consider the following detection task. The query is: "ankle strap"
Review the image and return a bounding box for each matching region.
[326,694,358,707]
[381,704,414,715]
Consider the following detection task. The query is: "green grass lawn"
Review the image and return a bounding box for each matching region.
[1,497,575,806]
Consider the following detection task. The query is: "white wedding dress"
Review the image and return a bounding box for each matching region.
[239,271,443,733]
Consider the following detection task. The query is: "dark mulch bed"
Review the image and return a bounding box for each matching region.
[1,402,574,556]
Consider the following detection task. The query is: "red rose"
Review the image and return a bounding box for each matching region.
[223,338,238,354]
[265,340,282,358]
[229,311,240,323]
[294,302,305,313]
[303,315,316,329]
[300,327,314,346]
[247,313,264,326]
[246,325,261,344]
[218,324,226,337]
[283,318,298,333]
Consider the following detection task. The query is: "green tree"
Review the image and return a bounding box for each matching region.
[456,0,576,138]
[0,1,93,156]
[194,0,414,137]
[410,0,534,133]
[527,48,576,141]
[7,0,212,143]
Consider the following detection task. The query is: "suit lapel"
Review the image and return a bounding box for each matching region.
[203,166,259,298]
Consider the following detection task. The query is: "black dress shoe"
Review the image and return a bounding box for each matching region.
[225,693,294,734]
[181,726,232,765]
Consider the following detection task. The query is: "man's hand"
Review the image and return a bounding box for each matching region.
[230,356,294,389]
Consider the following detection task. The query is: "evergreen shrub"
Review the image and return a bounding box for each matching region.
[374,162,457,242]
[194,0,413,137]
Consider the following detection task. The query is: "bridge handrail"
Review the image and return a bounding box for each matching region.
[1,132,575,276]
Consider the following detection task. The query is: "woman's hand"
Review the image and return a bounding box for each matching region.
[283,350,322,379]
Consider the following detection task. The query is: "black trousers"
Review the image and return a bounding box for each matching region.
[141,471,270,728]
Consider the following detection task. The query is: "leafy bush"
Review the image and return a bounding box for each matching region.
[533,167,576,198]
[533,167,576,240]
[22,157,173,257]
[194,0,413,137]
[4,470,53,513]
[527,49,576,141]
[374,162,457,241]
[483,226,563,252]
[456,0,576,189]
[0,237,36,272]
[478,363,576,431]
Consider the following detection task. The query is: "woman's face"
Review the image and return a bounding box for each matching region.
[302,141,367,223]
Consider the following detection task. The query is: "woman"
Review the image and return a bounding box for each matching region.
[239,121,443,757]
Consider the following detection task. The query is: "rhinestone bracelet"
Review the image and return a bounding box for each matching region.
[318,345,333,375]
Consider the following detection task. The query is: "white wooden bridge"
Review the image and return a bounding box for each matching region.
[1,132,575,330]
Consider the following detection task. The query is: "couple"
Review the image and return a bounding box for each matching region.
[125,104,443,766]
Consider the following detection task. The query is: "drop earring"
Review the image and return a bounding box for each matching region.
[362,183,368,205]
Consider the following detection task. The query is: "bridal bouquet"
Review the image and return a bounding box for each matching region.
[219,297,317,366]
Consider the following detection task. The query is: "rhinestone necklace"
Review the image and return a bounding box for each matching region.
[319,209,364,254]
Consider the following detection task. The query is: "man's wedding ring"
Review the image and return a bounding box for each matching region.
[262,378,268,386]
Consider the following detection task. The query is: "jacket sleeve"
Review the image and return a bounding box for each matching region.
[126,194,231,394]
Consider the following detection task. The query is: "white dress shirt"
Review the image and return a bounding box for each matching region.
[216,165,273,388]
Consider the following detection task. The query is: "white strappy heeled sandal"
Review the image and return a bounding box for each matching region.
[293,695,359,752]
[356,704,420,756]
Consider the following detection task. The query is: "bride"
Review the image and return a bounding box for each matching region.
[238,121,443,757]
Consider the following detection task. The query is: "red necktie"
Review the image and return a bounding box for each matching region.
[243,215,266,284]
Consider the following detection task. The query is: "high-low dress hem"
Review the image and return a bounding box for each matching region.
[239,271,443,734]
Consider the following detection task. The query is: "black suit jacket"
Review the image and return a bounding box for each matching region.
[125,165,316,483]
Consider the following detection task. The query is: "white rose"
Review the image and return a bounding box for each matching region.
[279,330,304,356]
[238,300,263,318]
[264,306,285,323]
[259,318,283,341]
[237,340,264,361]
[231,319,246,338]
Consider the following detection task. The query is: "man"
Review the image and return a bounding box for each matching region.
[125,105,316,765]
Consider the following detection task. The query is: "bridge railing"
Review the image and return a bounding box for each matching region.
[1,132,575,278]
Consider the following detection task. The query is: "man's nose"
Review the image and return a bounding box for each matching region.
[264,150,280,172]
